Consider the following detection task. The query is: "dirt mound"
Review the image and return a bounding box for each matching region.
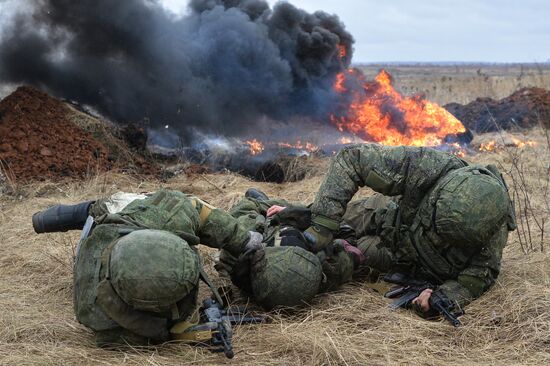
[0,86,159,182]
[0,86,112,182]
[445,87,550,132]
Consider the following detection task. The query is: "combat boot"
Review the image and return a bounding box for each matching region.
[245,188,269,201]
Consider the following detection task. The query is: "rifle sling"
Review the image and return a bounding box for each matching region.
[198,259,224,306]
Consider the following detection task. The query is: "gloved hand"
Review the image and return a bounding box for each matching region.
[275,227,314,251]
[336,224,356,241]
[304,225,333,252]
[230,232,265,293]
[332,239,365,268]
[242,231,264,255]
[270,206,311,230]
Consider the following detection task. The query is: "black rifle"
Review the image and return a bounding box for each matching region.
[384,273,464,327]
[183,298,266,358]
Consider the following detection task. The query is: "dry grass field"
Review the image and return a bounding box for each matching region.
[1,127,549,365]
[359,63,550,105]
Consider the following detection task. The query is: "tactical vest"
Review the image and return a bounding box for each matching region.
[73,190,206,344]
[378,165,515,283]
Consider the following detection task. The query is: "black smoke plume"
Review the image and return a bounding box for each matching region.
[0,0,353,142]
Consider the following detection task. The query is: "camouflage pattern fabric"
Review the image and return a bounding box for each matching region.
[228,196,290,233]
[217,196,289,277]
[311,144,515,308]
[223,196,349,298]
[342,194,395,279]
[251,246,322,309]
[91,189,252,257]
[109,230,199,313]
[319,250,354,292]
[74,189,253,345]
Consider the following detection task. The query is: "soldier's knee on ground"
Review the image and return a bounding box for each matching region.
[95,328,150,347]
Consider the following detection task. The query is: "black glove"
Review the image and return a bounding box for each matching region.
[270,206,311,231]
[277,227,315,251]
[335,224,356,242]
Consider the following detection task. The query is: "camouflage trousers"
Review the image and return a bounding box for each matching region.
[342,194,396,278]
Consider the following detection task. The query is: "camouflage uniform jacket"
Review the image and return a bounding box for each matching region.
[311,144,515,308]
[74,189,251,343]
[223,196,354,292]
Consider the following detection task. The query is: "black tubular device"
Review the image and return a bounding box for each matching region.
[32,201,94,234]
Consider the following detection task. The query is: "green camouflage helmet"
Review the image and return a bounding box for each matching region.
[109,229,200,313]
[434,166,510,248]
[251,246,322,310]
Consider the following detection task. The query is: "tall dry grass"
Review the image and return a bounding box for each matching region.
[359,64,550,105]
[1,131,549,365]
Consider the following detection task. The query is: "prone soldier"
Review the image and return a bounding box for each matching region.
[32,189,319,347]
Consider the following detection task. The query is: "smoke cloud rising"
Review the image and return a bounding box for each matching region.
[0,0,353,142]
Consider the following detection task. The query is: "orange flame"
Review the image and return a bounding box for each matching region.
[448,142,466,158]
[246,139,264,155]
[479,138,537,152]
[338,44,347,59]
[334,72,346,93]
[331,69,466,147]
[511,137,537,148]
[479,140,497,151]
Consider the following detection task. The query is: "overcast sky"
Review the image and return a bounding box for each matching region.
[161,0,550,63]
[0,0,548,63]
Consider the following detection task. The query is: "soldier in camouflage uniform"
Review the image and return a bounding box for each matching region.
[218,192,356,296]
[33,189,322,345]
[302,143,516,315]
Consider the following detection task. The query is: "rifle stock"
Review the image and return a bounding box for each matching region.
[172,298,265,358]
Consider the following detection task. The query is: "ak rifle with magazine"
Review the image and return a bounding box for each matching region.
[384,273,464,327]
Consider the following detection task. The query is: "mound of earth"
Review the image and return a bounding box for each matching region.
[0,86,112,182]
[0,86,158,182]
[445,87,550,132]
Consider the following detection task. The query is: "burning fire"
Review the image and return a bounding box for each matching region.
[245,139,320,155]
[331,69,466,147]
[511,137,537,148]
[338,44,347,59]
[243,70,538,158]
[479,140,497,151]
[277,140,318,152]
[479,138,537,152]
[246,139,264,155]
[335,72,347,93]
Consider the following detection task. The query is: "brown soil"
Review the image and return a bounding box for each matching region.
[0,86,159,182]
[445,87,550,132]
[0,86,111,182]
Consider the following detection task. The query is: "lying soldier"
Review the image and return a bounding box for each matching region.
[296,143,517,319]
[216,189,358,308]
[222,145,517,321]
[32,189,322,346]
